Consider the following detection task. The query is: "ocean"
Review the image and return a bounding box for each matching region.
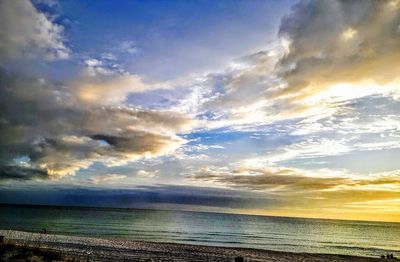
[1,204,399,258]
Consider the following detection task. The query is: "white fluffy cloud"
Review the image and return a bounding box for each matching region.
[0,0,69,60]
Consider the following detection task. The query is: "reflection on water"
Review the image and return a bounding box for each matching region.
[1,205,399,257]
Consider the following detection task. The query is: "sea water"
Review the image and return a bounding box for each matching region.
[1,204,399,258]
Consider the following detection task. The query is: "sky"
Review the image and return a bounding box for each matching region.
[0,0,400,222]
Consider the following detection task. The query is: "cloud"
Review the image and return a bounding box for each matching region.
[188,166,349,192]
[274,0,400,112]
[188,165,400,196]
[91,132,185,159]
[0,0,399,222]
[33,0,58,8]
[71,58,182,105]
[242,109,400,166]
[267,138,351,164]
[0,1,275,181]
[73,73,154,105]
[281,0,400,82]
[0,69,194,180]
[0,185,276,211]
[88,174,127,184]
[27,136,104,177]
[0,0,69,60]
[119,40,139,55]
[189,0,400,131]
[136,170,158,178]
[182,163,400,220]
[0,165,49,181]
[194,49,284,130]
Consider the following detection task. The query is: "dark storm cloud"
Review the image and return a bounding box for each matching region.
[0,165,49,181]
[0,185,279,210]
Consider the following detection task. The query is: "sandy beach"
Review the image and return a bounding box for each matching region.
[0,229,387,261]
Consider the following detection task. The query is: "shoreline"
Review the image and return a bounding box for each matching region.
[0,229,386,261]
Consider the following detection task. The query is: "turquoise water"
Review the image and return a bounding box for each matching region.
[1,205,399,257]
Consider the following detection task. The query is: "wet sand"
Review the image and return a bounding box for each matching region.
[0,230,385,261]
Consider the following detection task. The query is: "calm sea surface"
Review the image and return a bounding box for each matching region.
[1,205,399,257]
